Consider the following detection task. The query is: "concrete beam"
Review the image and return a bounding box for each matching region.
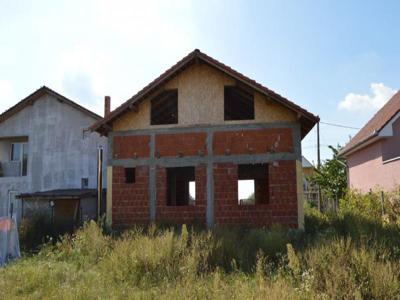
[108,152,297,168]
[109,122,300,137]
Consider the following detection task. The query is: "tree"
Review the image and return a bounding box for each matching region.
[308,145,347,202]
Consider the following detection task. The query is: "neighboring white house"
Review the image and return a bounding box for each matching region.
[0,86,107,226]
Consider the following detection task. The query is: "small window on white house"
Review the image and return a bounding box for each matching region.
[81,178,89,189]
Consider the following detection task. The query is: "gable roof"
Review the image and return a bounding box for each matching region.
[0,86,101,124]
[90,49,319,137]
[340,90,400,157]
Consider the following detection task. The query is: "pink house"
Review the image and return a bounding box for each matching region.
[340,91,400,192]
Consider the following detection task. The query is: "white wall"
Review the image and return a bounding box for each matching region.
[0,94,107,216]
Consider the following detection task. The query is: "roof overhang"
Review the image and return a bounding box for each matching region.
[339,132,380,158]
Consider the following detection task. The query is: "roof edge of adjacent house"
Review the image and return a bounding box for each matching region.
[90,49,319,136]
[0,86,102,125]
[339,132,380,157]
[339,91,400,158]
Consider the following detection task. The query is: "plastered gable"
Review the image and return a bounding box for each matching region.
[113,63,297,131]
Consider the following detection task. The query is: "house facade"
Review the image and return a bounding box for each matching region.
[340,91,400,192]
[0,87,107,225]
[92,50,319,229]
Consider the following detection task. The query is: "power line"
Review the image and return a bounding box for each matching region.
[320,121,360,130]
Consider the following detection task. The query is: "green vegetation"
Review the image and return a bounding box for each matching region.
[308,145,347,201]
[1,190,400,299]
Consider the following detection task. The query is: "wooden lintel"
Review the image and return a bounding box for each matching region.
[235,81,254,95]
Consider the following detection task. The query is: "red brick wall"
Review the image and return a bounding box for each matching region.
[113,135,150,159]
[155,132,207,157]
[213,129,293,155]
[112,166,149,228]
[156,165,207,224]
[111,128,298,228]
[213,161,298,228]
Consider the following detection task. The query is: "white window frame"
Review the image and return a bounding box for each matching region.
[10,142,28,176]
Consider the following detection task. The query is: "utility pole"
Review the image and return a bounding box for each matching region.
[317,121,321,211]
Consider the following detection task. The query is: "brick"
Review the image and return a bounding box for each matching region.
[213,128,293,155]
[113,135,150,159]
[155,132,207,157]
[112,166,150,227]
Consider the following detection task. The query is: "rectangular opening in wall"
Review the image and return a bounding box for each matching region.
[238,163,268,205]
[224,86,254,120]
[238,179,255,205]
[10,140,28,176]
[125,168,136,183]
[81,178,89,189]
[151,89,178,125]
[167,167,195,206]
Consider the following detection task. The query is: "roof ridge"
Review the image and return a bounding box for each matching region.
[0,86,101,124]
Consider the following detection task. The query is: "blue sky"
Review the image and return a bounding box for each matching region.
[0,0,399,163]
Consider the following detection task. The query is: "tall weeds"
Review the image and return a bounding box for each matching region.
[1,189,400,299]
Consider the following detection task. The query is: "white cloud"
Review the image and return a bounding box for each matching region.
[54,44,111,115]
[338,83,397,112]
[0,80,15,113]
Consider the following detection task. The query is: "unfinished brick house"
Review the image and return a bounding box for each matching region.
[91,50,319,229]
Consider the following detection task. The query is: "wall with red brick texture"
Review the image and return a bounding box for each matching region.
[155,132,207,157]
[156,164,207,224]
[213,129,293,155]
[113,135,150,159]
[112,166,149,228]
[213,161,298,228]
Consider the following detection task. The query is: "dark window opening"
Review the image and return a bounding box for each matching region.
[125,168,136,183]
[238,163,268,205]
[224,86,254,120]
[151,89,178,125]
[167,167,196,206]
[81,178,89,189]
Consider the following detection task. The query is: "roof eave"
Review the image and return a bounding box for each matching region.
[339,132,380,158]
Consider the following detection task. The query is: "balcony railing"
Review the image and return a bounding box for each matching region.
[0,161,22,177]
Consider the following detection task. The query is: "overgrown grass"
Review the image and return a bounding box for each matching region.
[1,190,400,299]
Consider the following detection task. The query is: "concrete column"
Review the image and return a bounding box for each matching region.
[292,124,304,230]
[206,130,214,229]
[149,133,156,222]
